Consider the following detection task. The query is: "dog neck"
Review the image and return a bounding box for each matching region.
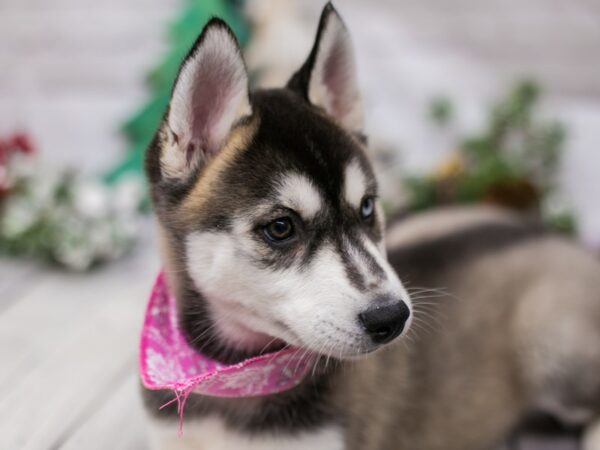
[176,276,286,364]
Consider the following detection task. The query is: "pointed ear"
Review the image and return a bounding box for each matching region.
[162,19,251,179]
[287,3,363,133]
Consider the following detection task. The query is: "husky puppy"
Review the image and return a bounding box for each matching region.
[143,3,600,449]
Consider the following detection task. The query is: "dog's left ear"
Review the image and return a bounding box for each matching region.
[287,3,363,134]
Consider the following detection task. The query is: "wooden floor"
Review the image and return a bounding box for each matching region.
[0,224,159,450]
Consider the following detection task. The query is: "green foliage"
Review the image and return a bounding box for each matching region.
[406,80,575,234]
[429,97,454,126]
[546,211,577,235]
[1,155,143,270]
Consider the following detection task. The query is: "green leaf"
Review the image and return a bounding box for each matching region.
[429,97,454,126]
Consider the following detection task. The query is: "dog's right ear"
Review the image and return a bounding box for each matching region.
[161,19,251,180]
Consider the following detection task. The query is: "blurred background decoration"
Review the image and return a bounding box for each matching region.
[1,0,599,271]
[0,132,142,270]
[3,0,598,273]
[403,79,577,235]
[0,0,250,270]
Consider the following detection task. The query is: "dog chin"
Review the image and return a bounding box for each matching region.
[216,318,286,354]
[287,336,380,361]
[214,311,397,361]
[299,327,411,360]
[217,321,370,361]
[330,344,383,360]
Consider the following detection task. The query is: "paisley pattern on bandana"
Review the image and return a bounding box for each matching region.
[139,273,316,399]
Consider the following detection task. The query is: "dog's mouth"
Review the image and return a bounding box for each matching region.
[212,314,366,361]
[229,321,404,361]
[208,297,411,362]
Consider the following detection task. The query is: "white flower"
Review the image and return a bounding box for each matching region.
[28,167,63,206]
[5,152,37,184]
[112,175,144,214]
[52,220,96,271]
[0,149,143,270]
[72,180,110,219]
[0,197,39,237]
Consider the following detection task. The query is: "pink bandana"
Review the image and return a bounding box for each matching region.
[139,273,316,430]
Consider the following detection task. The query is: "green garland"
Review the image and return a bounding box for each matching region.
[0,136,143,270]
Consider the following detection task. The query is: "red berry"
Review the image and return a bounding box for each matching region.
[0,139,7,164]
[10,133,35,154]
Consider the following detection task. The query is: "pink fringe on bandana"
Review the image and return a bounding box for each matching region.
[139,273,316,433]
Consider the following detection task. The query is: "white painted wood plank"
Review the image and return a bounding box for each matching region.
[0,259,33,289]
[0,271,63,389]
[0,244,154,395]
[0,284,151,449]
[0,259,42,314]
[59,374,150,450]
[0,235,159,450]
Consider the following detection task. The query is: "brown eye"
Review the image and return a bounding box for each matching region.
[360,197,375,220]
[263,218,294,242]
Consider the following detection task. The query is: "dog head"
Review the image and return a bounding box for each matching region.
[146,3,412,360]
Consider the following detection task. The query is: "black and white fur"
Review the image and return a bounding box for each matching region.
[143,3,600,449]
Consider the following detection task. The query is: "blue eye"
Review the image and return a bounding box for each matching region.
[263,217,294,242]
[360,197,374,219]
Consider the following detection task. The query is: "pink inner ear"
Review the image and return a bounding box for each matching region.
[322,36,356,120]
[190,54,241,155]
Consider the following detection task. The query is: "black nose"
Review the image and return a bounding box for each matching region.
[359,301,410,344]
